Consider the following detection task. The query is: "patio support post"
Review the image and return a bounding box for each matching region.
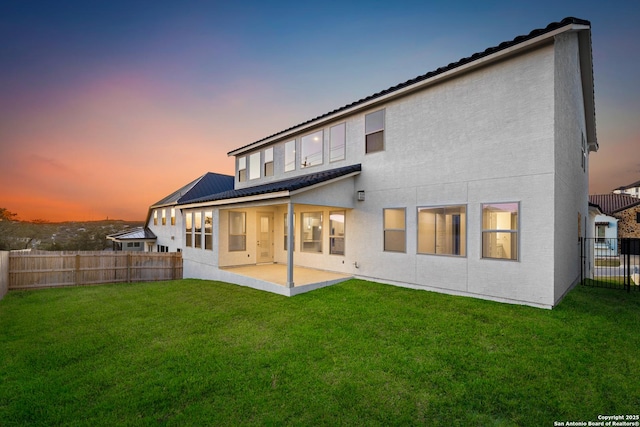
[287,201,294,288]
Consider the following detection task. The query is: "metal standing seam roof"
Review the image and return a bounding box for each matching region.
[106,227,157,241]
[151,172,235,207]
[181,163,362,205]
[589,194,640,216]
[228,17,592,156]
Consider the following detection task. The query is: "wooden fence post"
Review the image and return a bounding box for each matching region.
[75,254,81,286]
[126,252,132,283]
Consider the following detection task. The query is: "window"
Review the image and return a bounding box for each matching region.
[285,140,296,172]
[330,211,345,255]
[249,152,260,180]
[301,212,323,253]
[229,212,246,251]
[153,210,158,226]
[264,147,274,177]
[383,208,405,252]
[284,213,295,251]
[595,224,606,243]
[365,109,384,153]
[418,206,466,256]
[161,209,166,226]
[185,212,193,247]
[204,211,213,250]
[330,123,346,162]
[301,130,323,168]
[636,212,640,224]
[194,211,202,249]
[482,203,519,260]
[171,208,176,225]
[238,156,247,182]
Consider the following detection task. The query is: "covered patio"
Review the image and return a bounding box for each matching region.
[219,264,352,296]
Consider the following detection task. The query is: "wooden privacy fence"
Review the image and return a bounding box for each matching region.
[8,251,183,290]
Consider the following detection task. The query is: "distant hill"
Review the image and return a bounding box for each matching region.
[0,220,145,251]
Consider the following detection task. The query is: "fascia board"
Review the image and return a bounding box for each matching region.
[178,191,290,210]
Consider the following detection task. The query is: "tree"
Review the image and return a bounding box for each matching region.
[0,208,18,250]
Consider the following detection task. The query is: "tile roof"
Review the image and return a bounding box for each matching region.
[182,164,362,205]
[589,194,640,216]
[152,172,234,207]
[229,17,591,156]
[107,227,157,241]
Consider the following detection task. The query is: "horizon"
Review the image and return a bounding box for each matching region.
[2,1,639,222]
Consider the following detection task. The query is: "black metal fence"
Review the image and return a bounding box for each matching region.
[581,237,640,292]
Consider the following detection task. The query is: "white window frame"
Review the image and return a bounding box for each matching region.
[365,109,385,153]
[238,156,247,182]
[329,211,345,255]
[481,202,519,261]
[204,211,213,250]
[185,212,193,247]
[300,130,323,168]
[194,211,202,249]
[249,152,260,180]
[417,205,466,257]
[229,211,246,252]
[301,212,323,253]
[264,147,274,177]
[383,208,406,253]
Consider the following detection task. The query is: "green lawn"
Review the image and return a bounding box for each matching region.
[1,279,639,426]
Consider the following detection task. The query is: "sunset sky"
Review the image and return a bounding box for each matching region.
[1,1,639,222]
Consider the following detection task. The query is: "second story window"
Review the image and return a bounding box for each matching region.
[264,147,274,177]
[365,109,385,153]
[249,152,260,180]
[285,140,296,172]
[301,130,323,168]
[238,157,247,182]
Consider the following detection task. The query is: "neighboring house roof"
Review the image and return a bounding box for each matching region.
[614,179,640,191]
[151,172,235,207]
[228,17,595,157]
[107,227,157,241]
[182,164,362,206]
[589,194,640,216]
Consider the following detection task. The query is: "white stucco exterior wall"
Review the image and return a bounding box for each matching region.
[175,28,594,308]
[552,32,590,304]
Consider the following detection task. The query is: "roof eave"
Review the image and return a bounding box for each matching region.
[576,26,598,152]
[178,191,291,210]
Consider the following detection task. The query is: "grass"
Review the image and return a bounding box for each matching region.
[1,279,639,426]
[594,258,621,267]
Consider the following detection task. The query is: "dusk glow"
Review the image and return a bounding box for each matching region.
[1,1,638,222]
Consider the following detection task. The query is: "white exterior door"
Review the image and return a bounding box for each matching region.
[257,213,274,263]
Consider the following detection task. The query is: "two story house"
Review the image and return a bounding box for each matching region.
[143,17,597,308]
